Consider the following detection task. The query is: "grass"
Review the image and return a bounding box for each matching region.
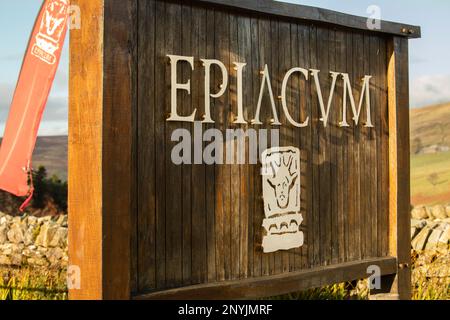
[267,282,368,300]
[268,249,450,300]
[411,248,450,300]
[411,151,450,206]
[0,266,67,300]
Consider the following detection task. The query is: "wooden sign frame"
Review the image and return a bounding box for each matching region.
[68,0,420,300]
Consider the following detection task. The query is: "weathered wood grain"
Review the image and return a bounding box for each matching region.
[194,0,421,38]
[71,0,414,300]
[69,0,104,300]
[134,257,397,300]
[69,0,136,300]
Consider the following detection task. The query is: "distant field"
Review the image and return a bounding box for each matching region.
[32,136,67,181]
[411,151,450,206]
[410,103,450,154]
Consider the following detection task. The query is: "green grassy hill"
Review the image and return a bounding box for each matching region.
[411,103,450,154]
[411,103,450,206]
[411,151,450,206]
[32,136,67,181]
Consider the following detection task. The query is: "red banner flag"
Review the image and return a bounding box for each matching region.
[0,0,69,210]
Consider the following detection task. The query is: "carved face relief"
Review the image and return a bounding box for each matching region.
[267,153,299,209]
[262,147,301,217]
[261,147,304,253]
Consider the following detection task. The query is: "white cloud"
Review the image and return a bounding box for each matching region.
[411,74,450,108]
[0,82,68,136]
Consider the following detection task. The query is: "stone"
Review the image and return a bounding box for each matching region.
[49,227,68,248]
[22,248,34,258]
[412,227,433,251]
[27,257,49,267]
[9,254,24,266]
[427,208,436,220]
[411,227,419,239]
[425,228,444,250]
[7,224,25,244]
[56,215,68,227]
[0,255,11,265]
[27,216,38,226]
[23,225,38,246]
[438,223,450,245]
[46,247,64,266]
[0,243,14,255]
[446,206,450,218]
[12,216,21,224]
[411,219,427,229]
[37,216,52,224]
[431,205,448,220]
[35,223,58,247]
[411,206,429,220]
[0,226,7,245]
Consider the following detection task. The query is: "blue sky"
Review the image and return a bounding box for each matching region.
[0,0,449,136]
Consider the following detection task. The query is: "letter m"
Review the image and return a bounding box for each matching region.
[340,73,374,128]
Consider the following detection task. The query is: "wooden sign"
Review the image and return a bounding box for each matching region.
[68,0,420,300]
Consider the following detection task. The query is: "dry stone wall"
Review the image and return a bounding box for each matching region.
[0,212,68,268]
[411,205,450,251]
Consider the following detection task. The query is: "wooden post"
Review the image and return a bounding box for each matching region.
[371,36,411,300]
[68,0,137,300]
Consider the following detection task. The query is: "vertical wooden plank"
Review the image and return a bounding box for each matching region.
[205,6,217,283]
[253,17,274,276]
[181,1,193,286]
[375,35,385,258]
[69,0,104,300]
[369,34,379,258]
[165,0,183,289]
[335,29,347,263]
[250,15,261,278]
[221,10,232,282]
[229,11,240,281]
[348,30,356,262]
[362,34,371,259]
[278,20,291,273]
[316,26,331,266]
[329,28,339,265]
[247,14,258,279]
[270,18,282,275]
[137,0,156,292]
[69,0,135,300]
[154,0,167,290]
[191,2,208,285]
[310,23,320,267]
[379,37,389,257]
[213,8,228,282]
[289,22,301,271]
[353,31,362,261]
[102,0,136,298]
[388,37,412,299]
[237,13,252,280]
[298,23,311,270]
